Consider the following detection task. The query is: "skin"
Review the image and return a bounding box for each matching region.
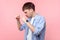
[16,9,36,32]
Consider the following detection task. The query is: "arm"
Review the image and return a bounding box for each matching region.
[25,22,35,32]
[16,15,26,31]
[16,20,22,30]
[22,18,35,32]
[33,17,46,36]
[22,17,46,35]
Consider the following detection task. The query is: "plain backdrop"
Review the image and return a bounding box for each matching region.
[0,0,60,40]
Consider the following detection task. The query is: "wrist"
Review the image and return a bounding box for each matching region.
[26,20,29,22]
[24,20,29,24]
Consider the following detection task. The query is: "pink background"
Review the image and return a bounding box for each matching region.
[0,0,60,40]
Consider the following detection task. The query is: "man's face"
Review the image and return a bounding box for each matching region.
[23,9,33,18]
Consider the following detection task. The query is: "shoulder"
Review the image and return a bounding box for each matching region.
[35,14,45,21]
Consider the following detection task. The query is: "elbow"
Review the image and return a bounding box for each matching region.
[33,28,40,36]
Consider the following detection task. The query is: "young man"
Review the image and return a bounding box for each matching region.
[16,2,46,40]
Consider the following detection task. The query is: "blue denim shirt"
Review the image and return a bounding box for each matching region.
[20,14,46,40]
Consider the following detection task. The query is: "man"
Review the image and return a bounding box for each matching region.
[16,2,46,40]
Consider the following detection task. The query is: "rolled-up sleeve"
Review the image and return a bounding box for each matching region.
[33,17,46,36]
[20,23,27,31]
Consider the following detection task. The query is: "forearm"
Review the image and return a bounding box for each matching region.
[26,22,35,32]
[17,20,22,30]
[22,18,35,32]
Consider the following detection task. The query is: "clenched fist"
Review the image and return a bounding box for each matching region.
[16,15,20,21]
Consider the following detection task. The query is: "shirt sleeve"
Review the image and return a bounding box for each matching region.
[20,23,27,31]
[33,17,46,36]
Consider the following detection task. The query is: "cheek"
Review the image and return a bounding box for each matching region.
[28,13,32,16]
[27,13,30,16]
[25,13,30,17]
